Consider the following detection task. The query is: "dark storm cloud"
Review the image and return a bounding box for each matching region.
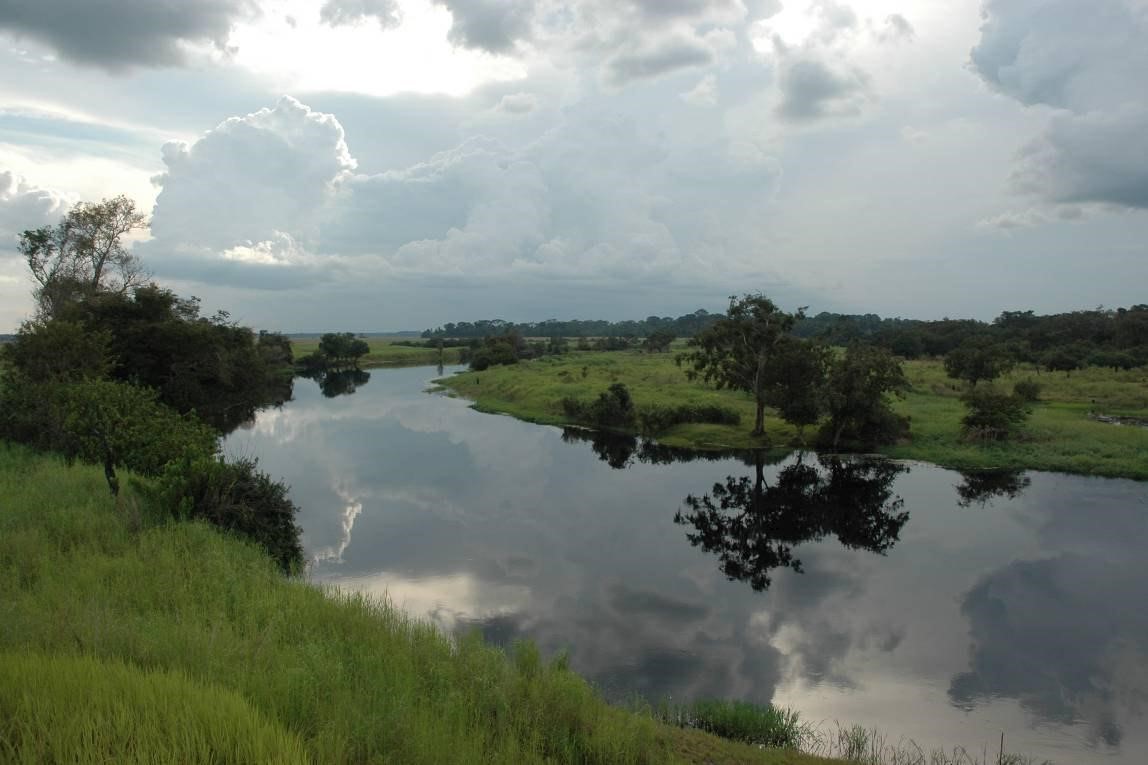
[319,0,402,29]
[776,57,870,121]
[971,0,1148,212]
[432,0,535,53]
[0,0,256,70]
[604,35,715,85]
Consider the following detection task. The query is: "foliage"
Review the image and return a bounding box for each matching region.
[59,286,294,432]
[0,377,216,495]
[943,339,1015,386]
[1012,378,1042,402]
[317,332,371,368]
[424,309,720,340]
[959,386,1031,442]
[562,382,637,430]
[150,455,304,574]
[0,652,309,764]
[1,319,112,382]
[764,336,832,437]
[19,195,148,319]
[637,404,740,436]
[818,345,910,450]
[1042,346,1086,375]
[470,334,521,371]
[678,294,801,436]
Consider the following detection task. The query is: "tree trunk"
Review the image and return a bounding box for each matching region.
[753,400,765,435]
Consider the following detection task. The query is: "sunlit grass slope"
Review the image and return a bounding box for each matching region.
[435,352,1148,479]
[0,652,309,764]
[291,337,461,368]
[0,443,832,765]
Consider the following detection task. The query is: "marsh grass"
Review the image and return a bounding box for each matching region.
[803,724,1051,765]
[0,443,831,765]
[436,352,1148,478]
[651,699,808,749]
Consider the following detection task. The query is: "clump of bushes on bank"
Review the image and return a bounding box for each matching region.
[561,383,740,436]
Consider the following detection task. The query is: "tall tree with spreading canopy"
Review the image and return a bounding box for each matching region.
[19,195,148,318]
[678,294,800,436]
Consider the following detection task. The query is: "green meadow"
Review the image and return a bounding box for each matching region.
[0,442,838,765]
[436,351,1148,480]
[291,337,462,368]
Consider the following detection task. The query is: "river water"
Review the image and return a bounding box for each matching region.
[224,366,1148,763]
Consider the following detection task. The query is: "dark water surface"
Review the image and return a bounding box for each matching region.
[225,366,1148,763]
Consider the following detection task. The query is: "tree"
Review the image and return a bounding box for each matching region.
[678,294,800,436]
[317,332,371,368]
[959,386,1030,441]
[20,195,147,318]
[944,339,1015,386]
[819,344,909,450]
[764,336,831,442]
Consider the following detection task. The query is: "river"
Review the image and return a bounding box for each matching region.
[224,365,1148,764]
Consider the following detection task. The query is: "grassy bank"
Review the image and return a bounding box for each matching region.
[434,352,1148,479]
[0,442,834,765]
[291,337,462,369]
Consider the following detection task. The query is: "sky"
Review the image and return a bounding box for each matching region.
[0,0,1145,332]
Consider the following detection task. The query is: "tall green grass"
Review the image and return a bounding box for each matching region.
[0,443,828,765]
[0,652,309,764]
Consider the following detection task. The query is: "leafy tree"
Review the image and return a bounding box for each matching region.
[959,386,1031,441]
[1042,346,1086,376]
[317,332,371,368]
[562,383,637,431]
[944,339,1015,386]
[764,336,831,441]
[675,454,909,591]
[0,378,216,496]
[469,333,521,371]
[819,345,909,450]
[678,294,800,436]
[1,320,112,383]
[20,195,147,319]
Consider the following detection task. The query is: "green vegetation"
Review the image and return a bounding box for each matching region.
[652,700,806,749]
[291,336,462,368]
[0,652,309,764]
[436,351,1148,479]
[0,443,835,765]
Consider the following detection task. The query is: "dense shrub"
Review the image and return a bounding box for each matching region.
[0,378,216,495]
[561,383,636,430]
[638,404,740,436]
[960,386,1031,442]
[152,457,304,574]
[1013,378,1042,402]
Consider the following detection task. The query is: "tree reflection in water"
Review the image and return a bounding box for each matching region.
[307,368,372,398]
[675,453,910,591]
[953,469,1031,508]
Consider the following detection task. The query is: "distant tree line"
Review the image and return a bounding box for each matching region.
[422,310,720,339]
[427,305,1148,374]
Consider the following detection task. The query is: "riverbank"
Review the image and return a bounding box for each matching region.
[434,351,1148,480]
[0,442,834,764]
[291,337,462,368]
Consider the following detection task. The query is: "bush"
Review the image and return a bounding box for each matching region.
[561,383,636,430]
[1013,378,1042,402]
[151,456,304,574]
[638,404,740,436]
[0,652,309,764]
[654,699,805,749]
[960,386,1031,442]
